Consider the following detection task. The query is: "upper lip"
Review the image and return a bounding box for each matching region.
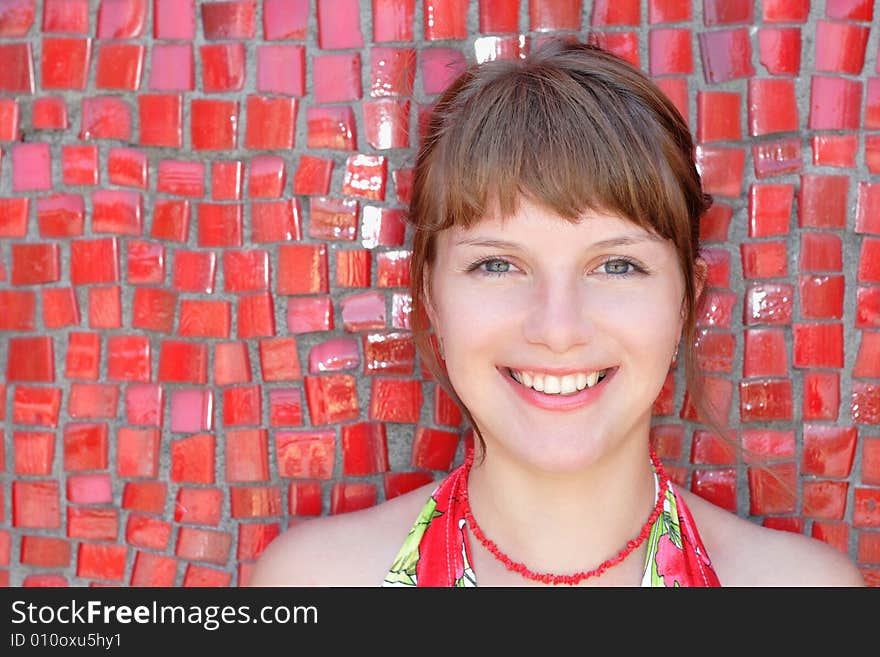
[501,365,616,376]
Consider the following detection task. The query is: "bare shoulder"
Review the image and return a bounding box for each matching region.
[677,488,865,587]
[248,480,438,587]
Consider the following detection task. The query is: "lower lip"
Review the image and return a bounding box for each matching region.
[499,367,617,411]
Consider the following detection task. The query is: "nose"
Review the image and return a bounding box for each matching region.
[520,277,593,354]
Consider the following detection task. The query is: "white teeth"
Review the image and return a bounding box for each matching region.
[508,368,610,396]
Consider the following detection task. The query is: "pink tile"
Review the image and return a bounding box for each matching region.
[373,0,414,42]
[317,0,364,48]
[149,44,194,91]
[313,54,362,103]
[309,337,360,373]
[698,27,755,83]
[154,0,195,39]
[12,143,51,192]
[170,389,213,433]
[263,0,309,40]
[257,45,305,96]
[420,47,467,95]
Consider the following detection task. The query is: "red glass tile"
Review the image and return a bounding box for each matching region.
[222,249,269,293]
[648,425,682,462]
[117,427,160,479]
[251,199,303,243]
[373,0,414,41]
[197,203,243,247]
[742,329,787,378]
[153,0,195,38]
[76,543,127,582]
[653,77,688,124]
[191,99,238,150]
[370,48,416,100]
[32,96,68,130]
[757,27,801,76]
[14,431,55,475]
[13,481,60,528]
[139,94,182,148]
[0,0,33,35]
[201,0,255,39]
[7,336,54,382]
[130,551,177,586]
[214,341,252,386]
[689,430,735,465]
[106,335,150,383]
[169,389,213,433]
[316,0,364,48]
[856,182,880,235]
[740,241,787,279]
[801,424,856,478]
[306,106,357,150]
[854,331,880,377]
[80,96,132,141]
[308,197,359,241]
[257,44,305,96]
[91,190,142,236]
[679,375,734,425]
[20,535,70,569]
[748,462,797,514]
[96,0,146,37]
[855,286,880,329]
[748,184,792,238]
[752,138,802,179]
[67,507,117,541]
[648,28,692,75]
[363,331,415,376]
[697,289,737,328]
[473,34,532,64]
[336,249,372,289]
[698,27,755,83]
[174,487,222,525]
[182,564,231,587]
[313,54,362,104]
[172,249,216,294]
[148,43,194,91]
[65,332,100,381]
[258,337,302,381]
[815,20,869,75]
[330,482,377,514]
[229,486,279,518]
[341,290,387,332]
[238,292,276,338]
[42,287,80,329]
[223,386,261,426]
[748,79,798,136]
[363,100,410,150]
[95,42,143,91]
[293,156,333,196]
[211,160,243,200]
[304,374,360,425]
[170,434,215,484]
[810,522,849,556]
[178,300,231,338]
[792,323,844,368]
[225,428,269,482]
[858,531,880,565]
[0,98,19,141]
[854,488,880,527]
[200,43,246,93]
[277,244,330,295]
[812,134,858,168]
[799,232,842,273]
[247,156,287,198]
[739,379,793,422]
[690,468,737,512]
[809,76,862,130]
[867,79,880,130]
[852,381,880,424]
[422,0,466,40]
[288,481,323,515]
[826,0,875,20]
[529,0,581,30]
[478,0,518,32]
[798,174,849,229]
[158,341,208,384]
[376,250,412,288]
[61,146,98,186]
[421,47,467,95]
[703,0,751,24]
[121,481,166,514]
[35,196,81,239]
[269,387,303,427]
[309,337,359,374]
[260,0,307,38]
[41,37,91,90]
[131,287,176,333]
[42,0,88,32]
[0,197,29,237]
[63,422,108,471]
[369,377,422,423]
[341,422,389,475]
[863,437,880,485]
[696,91,740,143]
[799,275,844,320]
[12,142,51,192]
[360,207,405,249]
[176,526,231,565]
[13,386,62,427]
[0,42,33,93]
[69,383,119,419]
[393,167,414,204]
[409,426,457,471]
[125,384,163,427]
[126,240,165,285]
[343,154,388,201]
[276,430,335,479]
[803,371,840,421]
[762,0,809,21]
[0,289,35,330]
[590,0,639,25]
[237,522,280,561]
[11,243,60,286]
[287,295,335,333]
[695,146,745,198]
[859,239,880,282]
[434,384,463,427]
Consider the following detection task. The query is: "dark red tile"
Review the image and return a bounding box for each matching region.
[342,154,388,201]
[306,106,357,150]
[748,79,798,136]
[258,337,302,381]
[815,20,869,75]
[411,426,459,470]
[384,472,434,499]
[703,0,752,24]
[250,199,303,242]
[200,42,246,93]
[7,336,54,382]
[0,43,33,93]
[739,379,793,421]
[201,0,255,39]
[148,43,194,91]
[287,295,335,334]
[803,371,840,421]
[420,47,467,94]
[369,377,422,423]
[247,156,286,198]
[79,96,131,141]
[799,275,845,320]
[698,28,755,83]
[95,42,144,90]
[11,243,60,286]
[752,138,803,179]
[376,250,412,288]
[740,241,787,279]
[341,422,388,475]
[649,28,692,75]
[748,462,797,514]
[372,0,414,42]
[691,468,737,512]
[799,231,842,273]
[330,482,377,514]
[743,328,788,378]
[434,384,463,427]
[758,27,801,76]
[229,485,281,518]
[257,44,305,96]
[32,96,68,130]
[308,197,359,241]
[809,76,862,130]
[696,91,741,143]
[158,341,208,384]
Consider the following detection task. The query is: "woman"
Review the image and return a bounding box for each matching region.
[250,42,864,587]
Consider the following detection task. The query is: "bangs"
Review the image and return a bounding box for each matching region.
[411,45,703,243]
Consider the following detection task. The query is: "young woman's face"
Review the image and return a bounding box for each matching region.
[425,196,691,473]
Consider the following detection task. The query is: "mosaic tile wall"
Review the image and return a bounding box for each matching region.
[0,0,878,587]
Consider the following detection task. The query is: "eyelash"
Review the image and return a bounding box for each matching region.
[465,257,648,279]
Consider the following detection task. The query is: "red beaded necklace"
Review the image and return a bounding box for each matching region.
[460,448,670,586]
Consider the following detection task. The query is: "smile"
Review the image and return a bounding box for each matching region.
[499,366,618,411]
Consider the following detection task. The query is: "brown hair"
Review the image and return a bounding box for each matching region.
[408,40,726,459]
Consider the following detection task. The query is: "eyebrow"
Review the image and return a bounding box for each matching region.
[454,234,666,250]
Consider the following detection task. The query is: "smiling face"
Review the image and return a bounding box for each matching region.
[424,197,689,473]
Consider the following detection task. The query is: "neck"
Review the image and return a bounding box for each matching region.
[464,435,658,575]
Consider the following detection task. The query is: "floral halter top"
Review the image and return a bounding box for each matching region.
[382,457,721,587]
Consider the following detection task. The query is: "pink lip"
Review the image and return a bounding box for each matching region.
[499,366,617,412]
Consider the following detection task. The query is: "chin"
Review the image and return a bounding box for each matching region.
[487,430,619,475]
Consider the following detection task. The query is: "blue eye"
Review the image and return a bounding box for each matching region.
[602,259,642,277]
[467,258,514,277]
